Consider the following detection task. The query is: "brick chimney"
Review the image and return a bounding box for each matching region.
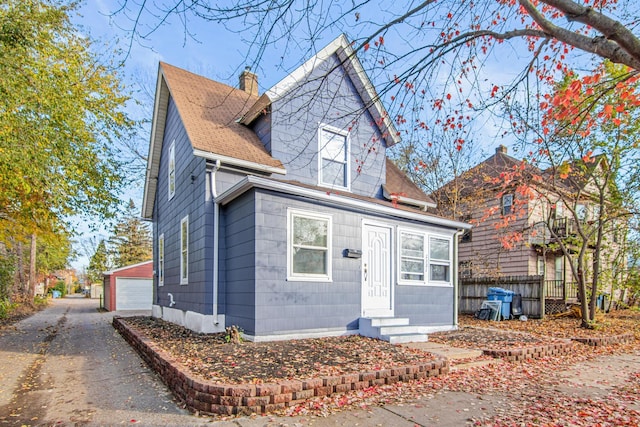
[239,67,258,97]
[496,145,507,154]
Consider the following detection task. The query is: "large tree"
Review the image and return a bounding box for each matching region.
[0,0,135,296]
[109,200,152,268]
[87,239,110,284]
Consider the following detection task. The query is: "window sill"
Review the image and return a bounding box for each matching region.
[397,281,453,287]
[287,276,332,283]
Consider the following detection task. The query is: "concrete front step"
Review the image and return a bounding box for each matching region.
[365,317,410,327]
[360,317,429,343]
[379,325,431,335]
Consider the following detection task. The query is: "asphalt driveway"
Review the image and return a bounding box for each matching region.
[0,296,208,426]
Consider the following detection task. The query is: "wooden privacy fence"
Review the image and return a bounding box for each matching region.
[459,275,545,319]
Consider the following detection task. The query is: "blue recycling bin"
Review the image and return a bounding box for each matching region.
[487,287,515,319]
[52,290,61,299]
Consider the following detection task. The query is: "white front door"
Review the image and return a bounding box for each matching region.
[362,223,393,317]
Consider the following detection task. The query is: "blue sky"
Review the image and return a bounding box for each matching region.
[70,1,341,270]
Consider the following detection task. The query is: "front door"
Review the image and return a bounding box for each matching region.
[362,223,393,317]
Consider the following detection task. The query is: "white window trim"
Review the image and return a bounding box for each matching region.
[158,233,165,287]
[537,256,544,277]
[180,215,189,285]
[287,208,332,282]
[168,140,176,201]
[318,124,351,191]
[397,228,453,287]
[398,230,426,283]
[502,194,513,215]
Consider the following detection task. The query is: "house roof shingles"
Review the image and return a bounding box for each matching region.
[384,159,436,206]
[160,62,284,170]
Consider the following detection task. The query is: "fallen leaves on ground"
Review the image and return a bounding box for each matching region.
[460,311,640,339]
[122,316,435,384]
[119,310,640,425]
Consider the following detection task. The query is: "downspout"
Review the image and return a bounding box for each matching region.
[210,160,221,325]
[453,230,463,328]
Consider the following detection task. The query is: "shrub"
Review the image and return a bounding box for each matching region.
[0,297,17,320]
[50,280,67,297]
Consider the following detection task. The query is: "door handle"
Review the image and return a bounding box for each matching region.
[363,263,368,281]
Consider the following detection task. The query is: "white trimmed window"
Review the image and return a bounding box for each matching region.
[318,125,350,190]
[158,233,165,286]
[398,230,452,286]
[399,232,425,282]
[180,215,188,285]
[168,140,176,200]
[287,209,332,281]
[576,203,587,222]
[501,194,513,215]
[429,237,451,283]
[537,256,545,277]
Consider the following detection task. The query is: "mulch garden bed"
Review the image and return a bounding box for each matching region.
[429,325,568,350]
[121,316,438,384]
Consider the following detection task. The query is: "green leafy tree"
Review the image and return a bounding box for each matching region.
[87,239,110,284]
[109,200,152,268]
[0,0,135,297]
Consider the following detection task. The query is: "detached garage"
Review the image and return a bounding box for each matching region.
[103,261,153,311]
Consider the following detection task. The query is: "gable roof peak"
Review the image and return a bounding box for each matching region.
[242,34,401,147]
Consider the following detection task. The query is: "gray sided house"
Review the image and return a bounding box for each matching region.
[142,34,470,342]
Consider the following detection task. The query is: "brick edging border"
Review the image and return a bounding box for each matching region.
[482,341,575,362]
[571,333,634,347]
[112,317,449,416]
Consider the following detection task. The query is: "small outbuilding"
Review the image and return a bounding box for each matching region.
[103,261,153,311]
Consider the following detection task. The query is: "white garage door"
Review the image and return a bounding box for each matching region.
[115,278,152,310]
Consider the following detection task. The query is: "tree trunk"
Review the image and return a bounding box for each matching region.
[578,266,591,328]
[29,234,37,298]
[16,241,25,295]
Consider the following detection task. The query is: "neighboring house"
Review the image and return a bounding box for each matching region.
[433,146,626,308]
[141,34,470,342]
[103,260,153,311]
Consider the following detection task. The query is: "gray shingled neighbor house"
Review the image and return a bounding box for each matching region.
[141,34,471,343]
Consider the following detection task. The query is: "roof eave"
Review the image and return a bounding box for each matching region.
[142,64,170,220]
[382,185,436,211]
[218,176,471,230]
[193,149,286,175]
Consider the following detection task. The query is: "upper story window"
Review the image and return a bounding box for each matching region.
[460,215,472,243]
[501,194,513,215]
[287,209,332,281]
[398,230,452,286]
[180,215,189,285]
[168,140,176,200]
[318,125,350,190]
[158,233,165,286]
[576,204,587,222]
[537,256,545,276]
